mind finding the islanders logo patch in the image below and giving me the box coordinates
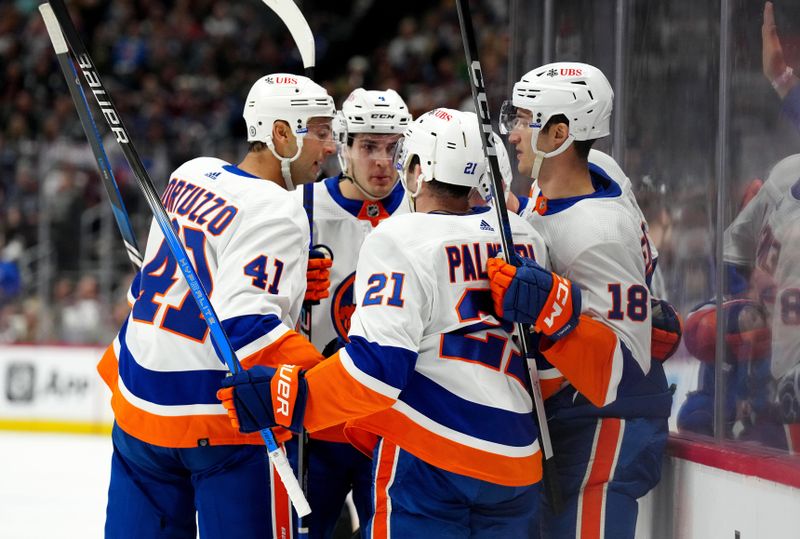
[331,271,356,341]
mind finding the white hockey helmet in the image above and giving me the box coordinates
[475,132,513,202]
[341,88,411,134]
[396,108,485,208]
[243,73,335,190]
[500,62,614,179]
[336,88,411,199]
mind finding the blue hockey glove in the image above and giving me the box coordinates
[217,365,308,434]
[487,255,581,341]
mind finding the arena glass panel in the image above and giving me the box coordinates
[540,0,721,436]
[715,0,800,456]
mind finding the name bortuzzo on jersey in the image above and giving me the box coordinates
[99,157,310,448]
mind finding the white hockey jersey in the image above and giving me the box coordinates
[521,149,658,285]
[728,154,800,378]
[521,162,671,418]
[293,176,407,352]
[302,208,549,486]
[98,157,317,448]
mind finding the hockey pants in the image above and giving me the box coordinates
[105,423,277,539]
[366,438,540,539]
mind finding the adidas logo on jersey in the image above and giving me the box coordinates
[479,220,494,232]
[205,172,221,180]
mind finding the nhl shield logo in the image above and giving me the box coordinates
[331,272,356,341]
[366,203,380,219]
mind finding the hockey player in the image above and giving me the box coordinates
[290,88,411,538]
[722,163,800,455]
[516,148,683,364]
[98,73,335,539]
[218,108,554,537]
[490,63,673,539]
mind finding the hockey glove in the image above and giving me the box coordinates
[651,298,683,362]
[216,365,308,434]
[684,299,771,363]
[304,249,332,305]
[487,256,581,341]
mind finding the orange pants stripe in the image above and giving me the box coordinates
[371,439,400,539]
[576,418,625,539]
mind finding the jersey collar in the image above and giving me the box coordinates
[223,164,259,179]
[534,163,622,216]
[323,175,405,225]
[429,206,492,216]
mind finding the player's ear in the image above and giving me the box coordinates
[272,120,293,143]
[272,120,296,156]
[553,122,570,143]
[405,162,422,193]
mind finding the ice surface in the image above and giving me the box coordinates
[0,431,111,538]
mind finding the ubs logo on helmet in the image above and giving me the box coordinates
[331,272,356,341]
[546,68,583,77]
[265,76,298,85]
[433,109,453,121]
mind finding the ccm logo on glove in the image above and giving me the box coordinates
[541,276,573,330]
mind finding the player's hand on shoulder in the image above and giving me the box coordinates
[304,248,333,305]
[216,364,308,434]
[486,255,581,340]
[651,298,683,362]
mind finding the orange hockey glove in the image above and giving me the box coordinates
[304,249,332,304]
[487,256,581,341]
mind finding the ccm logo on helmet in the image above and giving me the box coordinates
[265,76,298,85]
[371,113,396,119]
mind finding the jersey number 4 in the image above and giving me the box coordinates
[132,224,212,342]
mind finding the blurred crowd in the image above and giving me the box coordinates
[0,0,510,343]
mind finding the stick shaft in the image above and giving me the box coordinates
[45,26,142,269]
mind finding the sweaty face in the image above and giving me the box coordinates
[347,134,402,199]
[290,116,337,185]
[507,107,535,177]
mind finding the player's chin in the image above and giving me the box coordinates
[368,177,394,195]
[307,161,321,180]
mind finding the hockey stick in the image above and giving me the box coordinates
[39,6,142,271]
[455,0,562,511]
[260,2,317,535]
[261,0,315,80]
[39,1,311,518]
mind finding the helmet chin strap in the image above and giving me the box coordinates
[405,172,425,212]
[529,129,576,181]
[266,135,304,191]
